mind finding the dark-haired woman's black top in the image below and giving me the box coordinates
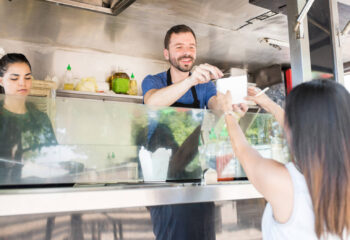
[0,102,57,185]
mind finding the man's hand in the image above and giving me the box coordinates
[187,63,223,86]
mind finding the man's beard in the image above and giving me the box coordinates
[169,54,195,72]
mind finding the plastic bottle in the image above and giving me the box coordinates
[205,128,218,170]
[63,64,74,90]
[198,135,207,171]
[127,73,138,95]
[216,126,235,181]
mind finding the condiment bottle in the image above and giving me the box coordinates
[63,64,74,90]
[127,73,138,95]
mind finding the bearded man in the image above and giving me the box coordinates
[142,24,223,109]
[142,25,221,240]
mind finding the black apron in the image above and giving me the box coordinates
[150,71,215,240]
[167,69,200,109]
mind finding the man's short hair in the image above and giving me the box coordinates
[164,24,196,49]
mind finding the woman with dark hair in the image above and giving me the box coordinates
[0,53,57,185]
[218,79,350,239]
[0,53,32,95]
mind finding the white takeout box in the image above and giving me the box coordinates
[139,147,172,181]
[216,75,248,104]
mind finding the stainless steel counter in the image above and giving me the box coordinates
[0,182,261,216]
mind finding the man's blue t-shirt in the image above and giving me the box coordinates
[142,71,217,109]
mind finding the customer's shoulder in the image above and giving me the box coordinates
[285,162,302,177]
[285,162,309,192]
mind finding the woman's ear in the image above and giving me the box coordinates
[0,77,3,86]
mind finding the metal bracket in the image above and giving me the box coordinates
[337,28,342,48]
[308,16,330,35]
[341,21,350,36]
[296,19,304,39]
[294,0,315,39]
[111,0,136,16]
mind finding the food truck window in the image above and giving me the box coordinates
[307,0,336,77]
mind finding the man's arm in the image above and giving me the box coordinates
[144,64,223,106]
[144,77,193,106]
[207,95,221,110]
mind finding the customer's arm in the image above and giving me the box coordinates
[218,92,293,223]
[246,87,285,128]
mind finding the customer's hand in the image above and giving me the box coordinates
[245,87,275,113]
[188,63,223,86]
[217,91,248,117]
[217,91,232,113]
[232,103,249,118]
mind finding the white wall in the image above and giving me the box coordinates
[0,38,169,95]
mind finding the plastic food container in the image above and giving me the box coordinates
[112,78,130,94]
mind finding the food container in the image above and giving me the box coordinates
[112,77,130,94]
[216,141,235,181]
[216,75,247,104]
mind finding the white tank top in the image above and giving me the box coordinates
[261,162,349,240]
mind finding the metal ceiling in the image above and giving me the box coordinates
[0,0,349,71]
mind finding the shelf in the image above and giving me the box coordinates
[56,90,143,103]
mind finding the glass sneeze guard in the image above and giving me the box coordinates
[0,94,289,187]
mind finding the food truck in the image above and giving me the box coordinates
[0,0,349,239]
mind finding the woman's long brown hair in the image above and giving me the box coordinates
[285,79,350,239]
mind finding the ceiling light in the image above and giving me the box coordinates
[259,38,289,49]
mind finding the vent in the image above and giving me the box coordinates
[44,0,136,15]
[249,0,287,14]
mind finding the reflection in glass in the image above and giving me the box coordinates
[0,95,57,185]
[0,95,289,186]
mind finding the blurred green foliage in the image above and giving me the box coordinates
[158,110,199,146]
[246,114,273,145]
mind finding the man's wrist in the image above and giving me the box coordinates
[185,76,195,87]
